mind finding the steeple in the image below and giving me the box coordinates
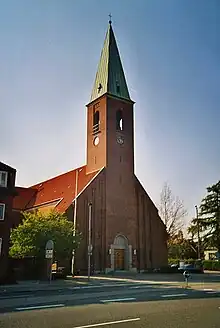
[90,21,131,103]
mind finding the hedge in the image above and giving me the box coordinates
[203,260,220,271]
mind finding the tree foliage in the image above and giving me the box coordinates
[196,181,220,252]
[168,230,197,259]
[159,182,187,240]
[9,210,81,260]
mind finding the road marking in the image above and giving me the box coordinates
[203,289,213,291]
[16,304,65,311]
[100,297,136,303]
[69,283,141,290]
[207,291,217,294]
[73,317,140,328]
[129,285,151,289]
[161,293,187,298]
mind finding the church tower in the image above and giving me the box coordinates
[86,20,138,271]
[86,20,135,176]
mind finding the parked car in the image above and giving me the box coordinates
[178,263,204,274]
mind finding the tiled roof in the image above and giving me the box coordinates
[13,166,101,213]
[13,187,37,210]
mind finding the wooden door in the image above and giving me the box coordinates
[114,249,125,270]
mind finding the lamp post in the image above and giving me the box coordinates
[88,202,92,281]
[71,168,82,276]
[195,205,201,259]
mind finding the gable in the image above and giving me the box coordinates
[0,162,16,173]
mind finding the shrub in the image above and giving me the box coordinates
[203,260,220,271]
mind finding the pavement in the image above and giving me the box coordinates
[1,271,219,293]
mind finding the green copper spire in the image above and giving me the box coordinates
[90,21,130,102]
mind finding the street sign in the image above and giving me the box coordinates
[88,244,93,255]
[45,249,53,259]
[45,240,54,283]
[45,240,54,250]
[45,240,54,258]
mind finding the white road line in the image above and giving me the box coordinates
[203,289,213,291]
[129,285,151,289]
[161,293,187,298]
[207,291,217,294]
[98,283,134,288]
[16,304,65,311]
[69,283,142,290]
[100,297,136,303]
[73,317,140,328]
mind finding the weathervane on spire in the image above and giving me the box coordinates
[109,13,112,25]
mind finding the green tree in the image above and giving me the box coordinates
[198,181,220,252]
[9,210,81,260]
[168,230,197,259]
[189,181,220,254]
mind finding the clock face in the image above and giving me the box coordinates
[116,136,124,145]
[94,136,100,146]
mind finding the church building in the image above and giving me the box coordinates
[13,21,168,273]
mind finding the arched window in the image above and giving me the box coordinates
[116,109,123,131]
[93,111,100,134]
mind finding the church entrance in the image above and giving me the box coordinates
[114,249,125,270]
[112,234,129,271]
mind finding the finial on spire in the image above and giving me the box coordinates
[109,13,112,25]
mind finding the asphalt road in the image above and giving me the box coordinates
[0,298,220,328]
[0,279,220,314]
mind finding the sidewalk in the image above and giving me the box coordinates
[1,271,219,295]
[0,277,93,294]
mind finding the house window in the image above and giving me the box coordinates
[0,204,5,220]
[93,110,100,134]
[116,109,123,131]
[0,238,2,256]
[0,171,8,187]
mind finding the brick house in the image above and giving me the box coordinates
[0,162,17,282]
[13,21,168,274]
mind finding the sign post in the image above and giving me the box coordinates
[45,240,54,283]
[88,202,92,282]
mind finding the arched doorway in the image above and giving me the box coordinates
[113,234,129,270]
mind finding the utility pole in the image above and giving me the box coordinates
[88,202,92,282]
[195,205,201,259]
[71,168,81,276]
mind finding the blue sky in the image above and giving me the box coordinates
[1,0,219,226]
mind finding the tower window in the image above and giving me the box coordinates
[116,109,123,131]
[93,110,100,134]
[98,83,102,93]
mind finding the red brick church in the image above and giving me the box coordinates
[13,21,168,273]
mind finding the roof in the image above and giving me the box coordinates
[90,22,130,103]
[0,161,16,172]
[13,166,101,212]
